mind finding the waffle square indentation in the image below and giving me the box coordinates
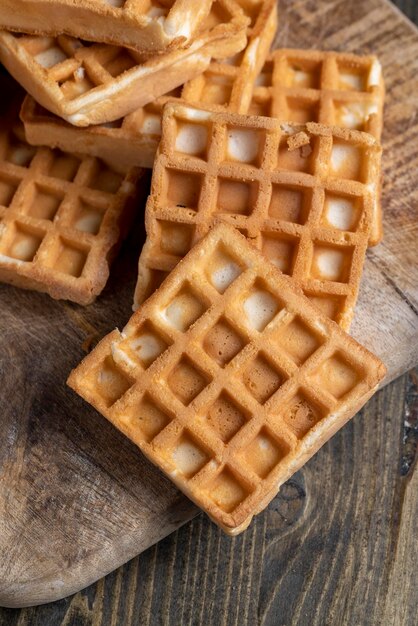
[48,153,81,181]
[5,134,35,167]
[95,356,133,408]
[123,393,173,442]
[242,352,286,404]
[242,282,282,332]
[286,97,319,124]
[60,69,96,101]
[310,243,353,283]
[203,317,246,367]
[49,237,88,277]
[332,101,374,131]
[28,185,64,221]
[274,316,323,366]
[119,321,170,369]
[0,176,19,207]
[71,198,105,234]
[205,245,243,294]
[305,293,346,324]
[165,169,203,211]
[248,96,272,117]
[277,135,315,173]
[2,223,44,262]
[268,184,311,224]
[162,283,208,332]
[279,389,325,438]
[88,166,124,193]
[336,62,367,92]
[310,352,361,400]
[157,221,195,256]
[286,58,322,89]
[167,355,211,405]
[208,468,250,513]
[255,60,273,87]
[322,193,362,232]
[171,432,210,478]
[105,49,137,78]
[140,111,161,135]
[201,74,234,106]
[204,391,250,443]
[175,122,209,159]
[330,141,364,182]
[261,233,299,275]
[216,177,258,216]
[34,42,68,68]
[224,127,264,165]
[239,428,289,478]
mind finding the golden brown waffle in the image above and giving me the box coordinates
[20,0,278,171]
[134,103,382,330]
[0,0,249,126]
[0,0,213,54]
[68,223,386,535]
[0,96,145,305]
[181,0,278,114]
[249,49,385,244]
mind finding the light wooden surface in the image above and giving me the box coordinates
[0,0,417,620]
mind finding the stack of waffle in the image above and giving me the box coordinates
[0,1,388,534]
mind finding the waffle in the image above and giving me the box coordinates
[20,0,278,171]
[249,49,385,245]
[0,0,249,127]
[181,0,278,115]
[134,103,382,330]
[68,223,386,534]
[0,0,213,54]
[0,95,145,305]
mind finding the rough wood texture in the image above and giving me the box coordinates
[0,0,417,619]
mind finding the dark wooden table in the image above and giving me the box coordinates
[1,1,417,624]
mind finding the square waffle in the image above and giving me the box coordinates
[134,103,382,330]
[249,49,385,244]
[0,0,249,126]
[20,0,278,171]
[68,223,386,535]
[0,94,145,305]
[0,0,213,54]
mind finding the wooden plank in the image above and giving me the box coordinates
[0,0,417,610]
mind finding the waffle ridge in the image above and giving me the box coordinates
[134,102,382,329]
[0,0,214,54]
[0,0,250,126]
[0,96,145,305]
[68,223,386,534]
[20,0,278,170]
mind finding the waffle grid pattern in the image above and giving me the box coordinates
[68,224,386,533]
[248,49,385,245]
[20,0,278,169]
[0,0,249,125]
[134,104,381,329]
[250,49,384,138]
[0,114,142,304]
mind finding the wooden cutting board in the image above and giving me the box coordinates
[0,0,417,609]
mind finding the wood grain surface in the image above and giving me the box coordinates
[0,0,417,622]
